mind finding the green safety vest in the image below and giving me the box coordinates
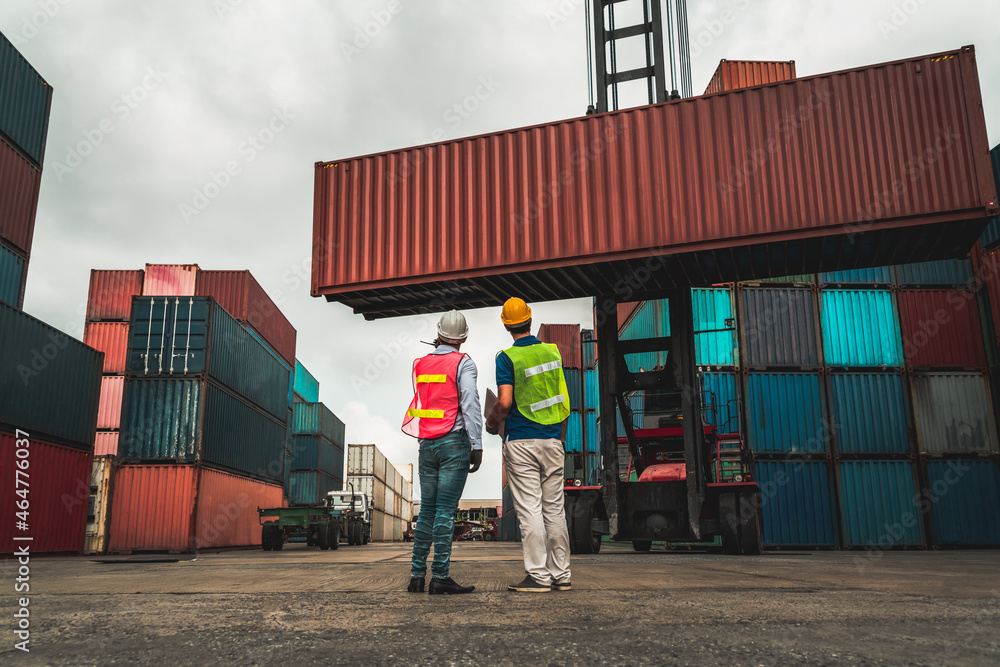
[504,343,571,425]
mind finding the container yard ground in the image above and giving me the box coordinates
[3,544,998,666]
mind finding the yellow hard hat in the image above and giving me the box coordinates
[501,297,531,326]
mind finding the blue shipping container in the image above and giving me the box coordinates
[745,373,826,454]
[895,259,974,287]
[565,369,582,410]
[127,296,290,421]
[581,330,596,368]
[702,372,740,433]
[821,290,904,367]
[565,411,582,452]
[755,460,836,546]
[838,461,922,547]
[586,411,598,453]
[620,299,669,372]
[584,369,598,412]
[819,266,896,286]
[290,435,345,477]
[927,460,1000,545]
[294,359,320,403]
[692,288,737,366]
[288,470,344,506]
[740,288,819,367]
[292,402,346,447]
[830,373,910,454]
[0,32,52,167]
[979,144,1000,252]
[0,241,25,308]
[246,326,294,409]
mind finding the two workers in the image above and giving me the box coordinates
[402,298,572,594]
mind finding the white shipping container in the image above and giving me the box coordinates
[84,456,115,555]
[385,488,396,517]
[348,444,375,477]
[401,479,411,504]
[393,519,403,542]
[384,512,395,542]
[371,509,388,541]
[394,494,402,519]
[394,463,413,484]
[347,474,390,515]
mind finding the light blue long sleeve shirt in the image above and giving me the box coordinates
[428,344,483,450]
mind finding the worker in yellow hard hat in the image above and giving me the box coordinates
[485,298,572,593]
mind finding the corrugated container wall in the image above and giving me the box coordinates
[740,288,819,367]
[818,266,895,286]
[142,263,198,296]
[702,372,740,433]
[290,435,345,477]
[84,456,113,555]
[195,270,297,367]
[895,259,974,287]
[84,322,129,374]
[978,143,1000,251]
[0,303,103,448]
[926,460,1000,545]
[745,373,826,454]
[693,288,737,366]
[94,431,118,456]
[754,460,836,547]
[348,444,389,481]
[910,373,998,453]
[703,59,796,95]
[829,373,910,454]
[293,360,320,402]
[821,290,903,367]
[565,369,582,408]
[897,290,985,368]
[1,432,90,554]
[312,48,996,318]
[97,375,125,429]
[288,470,343,506]
[86,269,144,321]
[0,136,42,255]
[838,461,922,547]
[0,240,26,308]
[292,402,346,446]
[620,300,670,371]
[0,32,52,167]
[536,323,582,368]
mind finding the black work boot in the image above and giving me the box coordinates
[407,577,425,593]
[428,577,475,595]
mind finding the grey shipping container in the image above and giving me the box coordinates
[0,32,52,167]
[126,296,290,421]
[292,402,345,447]
[0,301,103,448]
[118,378,287,484]
[290,434,345,477]
[910,372,999,453]
[0,240,26,309]
[740,288,819,367]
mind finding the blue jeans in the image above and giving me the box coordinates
[410,430,470,580]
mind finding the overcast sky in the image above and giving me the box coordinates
[3,0,998,501]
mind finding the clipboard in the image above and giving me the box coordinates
[485,388,505,439]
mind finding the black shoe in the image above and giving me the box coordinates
[407,577,425,593]
[428,577,475,595]
[507,576,551,593]
[552,579,572,591]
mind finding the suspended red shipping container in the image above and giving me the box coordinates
[97,375,125,429]
[1,430,90,554]
[537,323,582,368]
[108,464,283,552]
[703,59,797,95]
[94,431,119,456]
[312,47,996,320]
[83,322,129,373]
[195,270,297,367]
[0,135,41,257]
[142,264,199,297]
[898,289,986,368]
[86,269,144,321]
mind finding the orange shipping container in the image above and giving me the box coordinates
[84,322,129,374]
[97,376,125,429]
[703,59,796,95]
[94,431,119,456]
[142,264,199,297]
[86,270,144,321]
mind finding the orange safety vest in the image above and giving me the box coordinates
[401,351,465,439]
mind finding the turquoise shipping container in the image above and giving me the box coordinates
[565,411,582,452]
[692,288,737,366]
[701,372,740,433]
[830,373,910,454]
[127,296,290,421]
[118,378,287,484]
[290,435,345,477]
[979,144,1000,252]
[0,240,25,309]
[565,369,582,410]
[581,329,596,368]
[584,369,598,412]
[744,274,816,285]
[820,290,904,367]
[0,32,52,167]
[740,288,819,367]
[895,259,974,287]
[838,461,922,547]
[926,460,1000,545]
[745,372,826,454]
[245,326,294,409]
[294,359,320,403]
[585,411,598,453]
[755,460,837,546]
[292,402,346,448]
[288,470,344,506]
[620,299,670,372]
[818,266,896,286]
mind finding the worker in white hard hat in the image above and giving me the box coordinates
[401,310,483,595]
[485,297,572,593]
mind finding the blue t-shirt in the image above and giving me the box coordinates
[496,336,564,441]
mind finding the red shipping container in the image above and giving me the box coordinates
[537,323,582,369]
[108,464,284,552]
[94,431,119,456]
[195,270,297,366]
[898,290,986,369]
[84,322,129,373]
[312,47,996,319]
[86,270,144,321]
[703,59,796,95]
[97,376,125,429]
[1,430,91,554]
[142,264,199,297]
[0,135,42,257]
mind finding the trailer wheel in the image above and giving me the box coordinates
[738,492,762,556]
[347,521,356,546]
[571,495,601,554]
[261,522,279,551]
[329,521,340,550]
[719,492,740,555]
[273,529,284,551]
[318,521,331,550]
[632,540,652,552]
[362,526,369,545]
[564,496,578,554]
[353,521,364,546]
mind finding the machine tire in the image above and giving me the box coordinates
[347,521,357,546]
[273,530,284,551]
[719,492,740,555]
[483,532,494,542]
[632,540,652,552]
[329,520,340,550]
[317,521,331,550]
[261,522,278,551]
[564,495,578,554]
[571,495,601,554]
[738,492,762,556]
[354,521,364,546]
[361,524,369,545]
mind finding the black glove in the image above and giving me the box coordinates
[469,449,483,473]
[485,421,499,436]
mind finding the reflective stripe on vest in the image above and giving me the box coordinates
[401,351,465,439]
[504,342,571,425]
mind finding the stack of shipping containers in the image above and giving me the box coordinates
[393,463,413,526]
[288,402,346,505]
[347,443,412,541]
[1,32,106,555]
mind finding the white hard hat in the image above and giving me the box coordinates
[437,310,469,342]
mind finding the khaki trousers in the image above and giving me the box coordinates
[503,437,571,585]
